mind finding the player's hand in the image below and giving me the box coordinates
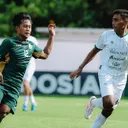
[70,67,82,80]
[48,24,56,37]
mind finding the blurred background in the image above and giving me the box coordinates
[1,0,128,96]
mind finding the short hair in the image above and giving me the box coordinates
[12,12,32,26]
[113,9,128,19]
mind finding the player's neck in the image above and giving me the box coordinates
[116,28,128,37]
[16,35,28,41]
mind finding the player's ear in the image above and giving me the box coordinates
[15,26,19,31]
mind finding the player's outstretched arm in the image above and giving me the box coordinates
[40,24,56,59]
[70,47,100,80]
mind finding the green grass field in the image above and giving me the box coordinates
[0,95,128,128]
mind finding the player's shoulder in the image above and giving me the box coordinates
[100,29,115,40]
[28,36,38,45]
[102,29,114,36]
[2,36,16,44]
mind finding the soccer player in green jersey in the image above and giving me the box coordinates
[0,12,56,122]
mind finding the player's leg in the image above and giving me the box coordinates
[23,61,36,111]
[88,82,124,112]
[29,89,37,111]
[85,96,103,117]
[91,74,126,128]
[84,73,109,119]
[0,92,18,123]
[23,80,30,111]
[90,74,114,128]
[102,95,114,117]
[91,88,124,128]
[91,97,103,108]
[84,95,104,119]
[84,82,104,119]
[91,97,114,128]
[0,88,6,122]
[85,95,114,128]
[0,104,10,122]
[23,80,36,111]
[84,96,97,119]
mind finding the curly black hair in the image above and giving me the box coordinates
[12,12,32,26]
[113,9,128,20]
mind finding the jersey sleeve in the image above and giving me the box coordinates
[32,45,42,58]
[95,31,107,50]
[0,39,11,61]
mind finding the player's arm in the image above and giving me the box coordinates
[70,47,100,79]
[41,23,55,58]
[0,39,11,61]
[33,24,56,59]
[79,46,100,69]
[0,39,11,83]
[70,31,106,80]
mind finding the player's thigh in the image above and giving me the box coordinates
[113,84,125,108]
[0,104,11,115]
[23,63,35,82]
[102,95,115,109]
[98,74,114,97]
[23,80,32,92]
[1,93,18,114]
[113,75,126,106]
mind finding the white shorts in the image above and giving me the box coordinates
[98,73,127,102]
[23,59,36,82]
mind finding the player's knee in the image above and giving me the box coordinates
[103,101,114,110]
[103,101,114,118]
[102,96,115,118]
[103,96,114,110]
[102,108,114,118]
[23,80,29,87]
[0,104,10,119]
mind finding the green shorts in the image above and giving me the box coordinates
[0,85,19,114]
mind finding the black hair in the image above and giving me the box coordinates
[12,12,32,26]
[113,9,128,20]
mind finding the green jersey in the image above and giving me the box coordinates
[0,36,42,94]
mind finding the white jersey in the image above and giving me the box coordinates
[27,36,38,64]
[96,29,128,76]
[23,36,38,81]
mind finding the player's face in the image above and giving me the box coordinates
[112,14,127,33]
[16,19,32,40]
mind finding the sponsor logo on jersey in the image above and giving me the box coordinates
[16,44,22,47]
[110,41,114,44]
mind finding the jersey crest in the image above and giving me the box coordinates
[29,44,32,49]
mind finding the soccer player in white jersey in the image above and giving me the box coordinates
[70,9,128,128]
[23,36,38,111]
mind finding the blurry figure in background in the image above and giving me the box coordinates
[23,36,38,111]
[70,9,128,128]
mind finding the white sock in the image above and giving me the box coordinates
[30,95,36,105]
[92,98,103,109]
[91,113,107,128]
[24,96,29,106]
